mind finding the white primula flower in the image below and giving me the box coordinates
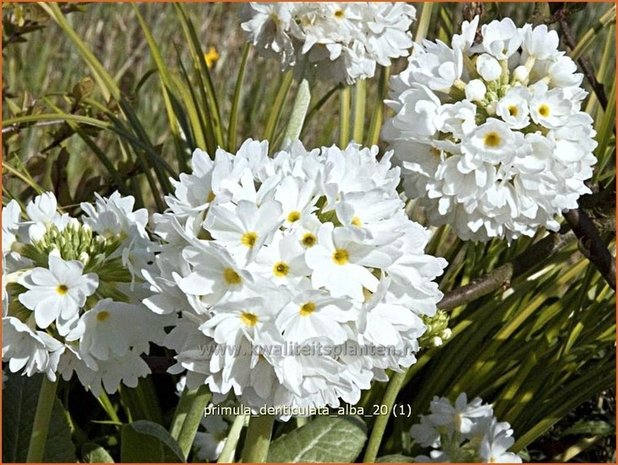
[3,317,64,381]
[384,15,597,242]
[146,139,446,413]
[193,415,229,461]
[240,3,416,83]
[24,192,75,242]
[411,393,522,463]
[18,255,99,334]
[3,192,169,395]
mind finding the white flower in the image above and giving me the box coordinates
[384,15,597,242]
[68,299,164,361]
[476,54,502,81]
[478,418,522,463]
[411,393,522,463]
[146,139,446,412]
[18,255,99,334]
[205,200,283,263]
[522,24,559,61]
[276,286,354,344]
[305,223,393,301]
[240,3,298,68]
[428,393,493,435]
[240,3,416,84]
[405,41,463,92]
[2,317,64,381]
[193,415,229,461]
[477,17,522,59]
[2,200,21,255]
[3,192,168,395]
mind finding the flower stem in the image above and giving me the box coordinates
[217,414,248,463]
[283,76,312,144]
[366,67,390,145]
[352,78,366,142]
[414,3,434,43]
[26,377,58,462]
[240,414,275,463]
[362,371,407,463]
[171,385,212,460]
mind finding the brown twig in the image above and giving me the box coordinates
[438,230,576,310]
[563,208,616,290]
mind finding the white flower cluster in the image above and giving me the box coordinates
[241,3,416,84]
[146,139,447,412]
[2,192,170,395]
[410,393,522,463]
[383,16,597,241]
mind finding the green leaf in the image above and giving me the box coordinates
[267,416,367,463]
[120,420,185,463]
[562,420,615,437]
[2,373,76,462]
[377,454,416,462]
[82,443,115,463]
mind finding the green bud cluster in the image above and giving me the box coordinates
[16,223,123,268]
[420,310,451,348]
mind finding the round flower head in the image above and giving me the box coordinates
[410,393,522,463]
[2,192,170,395]
[147,139,447,413]
[383,16,597,242]
[241,3,416,84]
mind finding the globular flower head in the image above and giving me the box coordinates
[383,16,596,242]
[241,3,416,84]
[147,139,447,413]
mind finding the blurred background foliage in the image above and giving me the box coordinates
[2,2,616,463]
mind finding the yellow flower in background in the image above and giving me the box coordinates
[204,46,220,68]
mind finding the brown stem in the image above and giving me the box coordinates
[563,208,616,290]
[438,230,576,310]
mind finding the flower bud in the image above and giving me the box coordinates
[512,65,529,83]
[465,79,487,102]
[476,54,502,81]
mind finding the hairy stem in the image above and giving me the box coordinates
[26,377,58,462]
[362,371,406,463]
[217,414,248,463]
[240,414,275,463]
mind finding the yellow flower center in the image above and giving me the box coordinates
[332,248,349,265]
[508,105,518,116]
[301,232,317,248]
[240,311,259,327]
[334,9,345,18]
[273,261,290,277]
[241,231,258,248]
[483,131,502,148]
[223,267,242,285]
[299,301,316,316]
[96,311,110,322]
[538,103,550,117]
[56,284,69,295]
[351,216,362,227]
[287,210,301,223]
